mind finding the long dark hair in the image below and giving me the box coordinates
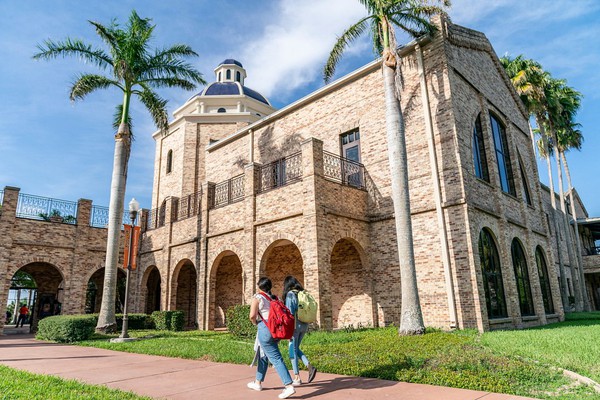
[258,277,275,299]
[282,275,304,301]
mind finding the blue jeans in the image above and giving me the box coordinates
[289,322,309,375]
[256,322,292,385]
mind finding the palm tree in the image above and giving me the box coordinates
[34,10,205,332]
[500,56,570,311]
[324,0,449,335]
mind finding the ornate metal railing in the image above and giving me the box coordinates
[323,151,366,190]
[16,193,78,224]
[258,152,302,193]
[145,202,167,231]
[208,175,245,209]
[173,191,202,221]
[89,205,129,228]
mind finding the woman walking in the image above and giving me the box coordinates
[248,277,296,399]
[283,275,317,386]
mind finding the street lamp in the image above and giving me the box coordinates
[119,197,140,340]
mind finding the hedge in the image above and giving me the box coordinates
[151,311,184,331]
[36,315,97,343]
[116,313,155,330]
[226,304,255,338]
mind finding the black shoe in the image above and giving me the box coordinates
[308,365,317,383]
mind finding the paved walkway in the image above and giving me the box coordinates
[0,334,535,399]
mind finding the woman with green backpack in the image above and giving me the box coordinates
[282,275,317,386]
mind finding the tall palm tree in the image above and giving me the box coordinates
[34,10,205,332]
[324,0,450,335]
[500,56,570,310]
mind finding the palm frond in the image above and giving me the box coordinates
[323,17,371,83]
[137,86,169,133]
[139,58,206,86]
[33,38,113,70]
[113,104,134,139]
[88,20,119,53]
[70,74,121,101]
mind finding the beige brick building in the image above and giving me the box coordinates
[3,17,599,335]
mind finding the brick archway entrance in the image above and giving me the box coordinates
[209,251,242,329]
[261,240,304,298]
[173,261,197,328]
[143,266,161,314]
[85,268,126,314]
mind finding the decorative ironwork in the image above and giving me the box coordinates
[258,152,302,193]
[90,205,129,228]
[323,151,366,190]
[145,208,159,231]
[16,193,78,224]
[158,201,166,227]
[208,175,245,209]
[173,191,202,221]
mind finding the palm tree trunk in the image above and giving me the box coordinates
[382,62,424,335]
[539,121,569,311]
[553,131,582,312]
[561,151,590,311]
[96,125,130,333]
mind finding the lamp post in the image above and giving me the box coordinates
[119,197,140,340]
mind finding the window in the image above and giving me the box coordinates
[226,69,231,80]
[518,154,532,205]
[472,114,489,181]
[235,71,241,82]
[340,129,361,162]
[490,114,515,195]
[479,228,508,319]
[218,71,221,81]
[217,108,226,113]
[535,246,554,314]
[511,239,535,316]
[166,150,173,174]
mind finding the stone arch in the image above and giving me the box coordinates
[209,251,243,329]
[171,259,197,328]
[330,238,373,329]
[141,265,162,314]
[259,239,304,298]
[84,267,127,314]
[257,232,305,272]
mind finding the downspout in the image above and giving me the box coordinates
[416,45,458,329]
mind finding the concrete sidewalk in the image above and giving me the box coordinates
[0,335,535,399]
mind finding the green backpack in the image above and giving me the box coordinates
[295,290,318,323]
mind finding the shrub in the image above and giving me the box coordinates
[151,311,184,331]
[226,304,255,338]
[36,315,97,343]
[116,313,154,330]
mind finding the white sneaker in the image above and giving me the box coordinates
[247,381,262,391]
[278,385,296,399]
[292,378,302,386]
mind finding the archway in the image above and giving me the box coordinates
[210,252,243,329]
[330,238,373,329]
[10,262,64,330]
[143,266,162,314]
[173,260,198,328]
[261,240,304,298]
[85,268,126,314]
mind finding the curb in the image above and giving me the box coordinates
[562,369,600,393]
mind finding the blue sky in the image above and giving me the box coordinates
[0,0,599,216]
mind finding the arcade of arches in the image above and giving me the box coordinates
[210,252,242,329]
[173,260,198,328]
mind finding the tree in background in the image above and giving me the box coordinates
[34,10,205,332]
[324,0,450,335]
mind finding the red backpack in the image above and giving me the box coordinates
[258,292,295,340]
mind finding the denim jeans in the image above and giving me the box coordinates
[288,321,309,375]
[256,322,292,385]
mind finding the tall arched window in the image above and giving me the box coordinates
[511,238,535,316]
[518,153,532,205]
[166,150,173,174]
[226,69,231,80]
[535,246,554,314]
[235,71,241,82]
[490,113,515,195]
[479,228,508,319]
[472,114,489,181]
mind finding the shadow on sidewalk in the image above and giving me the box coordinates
[292,375,397,398]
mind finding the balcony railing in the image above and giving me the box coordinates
[16,193,78,224]
[173,191,202,221]
[323,151,366,190]
[585,246,600,256]
[89,205,130,228]
[208,175,245,209]
[258,152,302,193]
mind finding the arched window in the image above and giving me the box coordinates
[218,71,221,81]
[472,114,489,181]
[166,150,173,174]
[511,239,535,316]
[235,71,241,82]
[490,113,515,195]
[479,228,508,319]
[535,246,554,314]
[217,107,226,113]
[518,153,532,205]
[226,69,231,80]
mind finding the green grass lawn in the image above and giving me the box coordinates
[0,364,150,400]
[74,316,600,400]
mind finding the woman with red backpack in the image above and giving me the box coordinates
[247,277,296,399]
[283,276,317,386]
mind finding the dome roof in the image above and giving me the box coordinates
[219,59,243,67]
[198,82,270,105]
